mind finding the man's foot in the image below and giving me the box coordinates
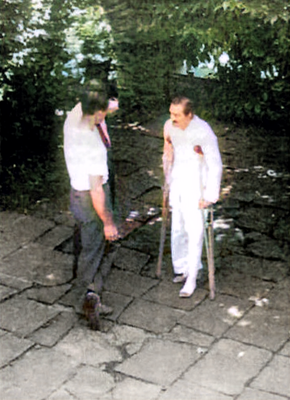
[82,292,101,330]
[98,303,114,316]
[172,273,187,284]
[179,277,196,298]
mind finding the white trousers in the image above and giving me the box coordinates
[171,194,205,279]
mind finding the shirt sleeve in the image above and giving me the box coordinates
[200,123,223,203]
[162,119,174,184]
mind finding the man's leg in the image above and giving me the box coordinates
[179,206,204,297]
[70,188,108,329]
[77,219,106,289]
[171,200,189,280]
[72,222,81,279]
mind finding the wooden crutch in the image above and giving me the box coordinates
[156,181,169,278]
[203,206,215,300]
[195,145,216,300]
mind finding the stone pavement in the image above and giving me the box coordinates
[0,116,290,400]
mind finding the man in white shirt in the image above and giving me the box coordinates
[162,96,222,298]
[64,90,119,330]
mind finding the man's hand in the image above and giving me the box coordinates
[89,175,119,241]
[199,199,212,209]
[104,222,119,241]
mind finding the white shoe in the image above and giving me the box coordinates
[172,273,187,284]
[179,277,196,298]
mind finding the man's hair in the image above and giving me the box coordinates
[171,96,194,116]
[81,90,108,115]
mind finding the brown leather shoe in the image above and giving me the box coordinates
[82,292,101,330]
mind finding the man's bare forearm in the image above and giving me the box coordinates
[89,175,119,241]
[90,186,114,226]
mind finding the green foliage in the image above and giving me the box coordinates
[205,0,290,127]
[102,0,289,127]
[71,5,116,89]
[0,0,75,209]
[101,0,195,120]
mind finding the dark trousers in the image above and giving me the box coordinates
[70,187,107,292]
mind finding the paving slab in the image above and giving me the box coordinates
[105,324,155,356]
[0,332,34,368]
[267,277,290,311]
[120,222,162,256]
[0,243,74,286]
[62,365,115,400]
[0,213,55,251]
[225,306,290,351]
[115,338,201,386]
[0,239,20,259]
[118,298,185,334]
[250,354,290,398]
[110,377,161,400]
[0,347,79,400]
[163,324,215,348]
[104,268,157,297]
[216,270,274,299]
[236,387,288,400]
[143,280,208,311]
[27,311,77,347]
[179,294,251,337]
[222,255,288,282]
[47,388,76,400]
[0,272,32,290]
[261,260,289,283]
[101,291,133,322]
[0,294,59,336]
[114,159,140,177]
[141,253,172,279]
[246,237,286,261]
[279,341,290,357]
[222,255,262,272]
[35,225,73,249]
[182,338,272,396]
[158,379,233,400]
[117,167,159,200]
[113,246,150,273]
[133,187,162,211]
[235,207,278,235]
[0,284,17,301]
[0,328,6,337]
[112,131,162,169]
[54,326,122,365]
[26,283,72,304]
[0,211,23,229]
[57,283,84,312]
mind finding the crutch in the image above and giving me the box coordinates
[195,145,216,300]
[202,206,215,300]
[156,181,169,277]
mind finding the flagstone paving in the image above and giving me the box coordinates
[0,116,289,399]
